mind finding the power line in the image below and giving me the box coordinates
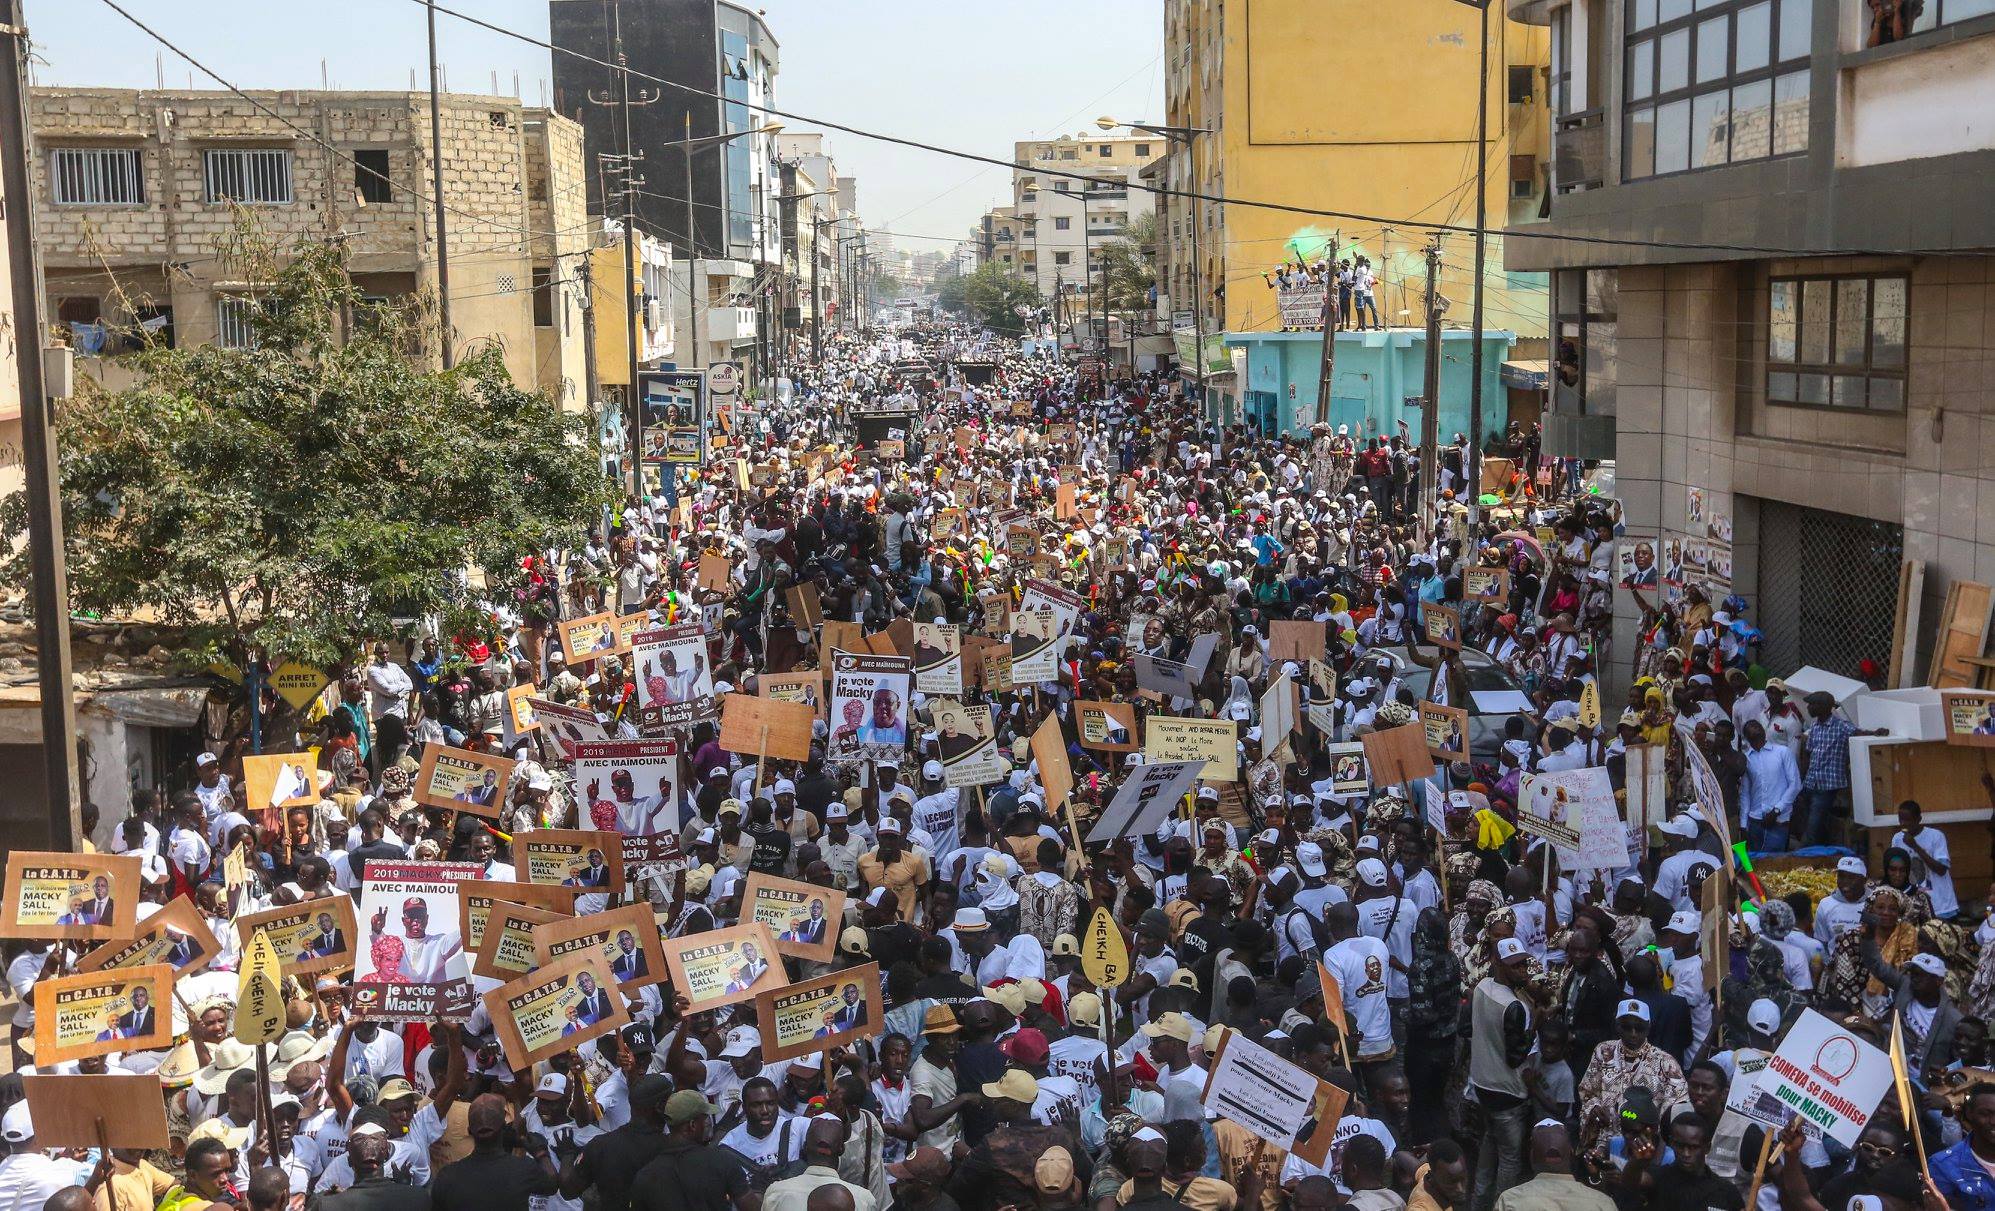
[410,0,1976,261]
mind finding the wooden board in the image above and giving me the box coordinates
[485,950,628,1072]
[532,902,669,992]
[22,1073,169,1149]
[1930,579,1993,689]
[720,693,816,763]
[75,895,220,975]
[3,852,143,942]
[1362,722,1437,788]
[698,552,733,593]
[1890,558,1925,689]
[413,745,515,819]
[756,964,885,1062]
[1267,620,1326,664]
[473,900,566,981]
[1031,712,1074,811]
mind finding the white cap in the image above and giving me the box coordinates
[0,1103,30,1143]
[790,1050,824,1071]
[877,817,903,835]
[772,779,797,797]
[1616,998,1650,1023]
[1196,786,1220,802]
[864,887,891,908]
[1837,855,1868,876]
[1656,814,1699,839]
[826,804,849,822]
[1354,834,1381,853]
[1296,842,1326,877]
[1494,937,1528,962]
[1227,701,1251,721]
[1665,910,1702,935]
[708,767,729,779]
[1355,858,1388,887]
[195,752,219,768]
[1908,953,1947,978]
[1747,998,1782,1035]
[721,1026,760,1059]
[536,1072,569,1097]
[527,772,553,792]
[351,1122,389,1139]
[696,828,717,846]
[1258,828,1282,847]
[922,760,944,781]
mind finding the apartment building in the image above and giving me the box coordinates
[1010,134,1160,302]
[1508,0,1995,685]
[32,88,589,408]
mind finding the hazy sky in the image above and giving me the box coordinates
[31,0,1165,252]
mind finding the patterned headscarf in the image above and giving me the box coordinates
[1466,879,1503,909]
[380,766,412,796]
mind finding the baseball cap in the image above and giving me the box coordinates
[1004,1028,1051,1066]
[1,1103,30,1143]
[1656,814,1699,839]
[1296,842,1326,877]
[195,752,218,769]
[1035,1147,1077,1196]
[981,1069,1040,1102]
[1167,968,1200,991]
[1067,991,1103,1028]
[772,779,796,796]
[1495,937,1528,963]
[1051,933,1080,957]
[535,1073,569,1098]
[1837,855,1868,876]
[1140,1012,1196,1043]
[721,1026,761,1059]
[1665,910,1701,936]
[1908,953,1947,978]
[839,926,871,956]
[877,817,904,835]
[665,1089,720,1125]
[621,1023,654,1050]
[717,799,744,818]
[1355,858,1388,888]
[887,1146,951,1186]
[631,1074,675,1110]
[378,1077,419,1103]
[1620,1088,1660,1127]
[826,804,849,822]
[922,760,944,781]
[1616,998,1650,1023]
[1747,998,1782,1035]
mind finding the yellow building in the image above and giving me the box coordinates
[1160,0,1551,400]
[587,229,676,401]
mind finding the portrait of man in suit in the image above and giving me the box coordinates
[610,930,648,981]
[724,943,769,995]
[829,982,867,1031]
[573,971,614,1025]
[780,899,829,947]
[117,986,155,1039]
[309,911,346,959]
[564,849,610,888]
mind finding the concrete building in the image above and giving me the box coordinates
[977,205,1022,274]
[1226,328,1518,439]
[1010,134,1160,302]
[1506,0,1995,685]
[32,88,589,409]
[775,133,864,337]
[551,0,781,376]
[1159,0,1552,423]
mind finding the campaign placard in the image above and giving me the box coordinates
[1267,620,1326,664]
[827,652,914,766]
[514,829,625,892]
[1011,580,1086,684]
[486,950,628,1071]
[1324,743,1369,798]
[353,861,480,1022]
[1422,603,1462,649]
[76,896,220,975]
[1940,690,1995,748]
[662,921,783,1013]
[21,1074,168,1150]
[934,699,1006,788]
[756,964,884,1063]
[3,852,142,941]
[241,753,319,814]
[1200,1026,1346,1168]
[719,693,815,764]
[413,745,515,819]
[759,672,825,720]
[472,899,567,982]
[912,622,964,696]
[1519,767,1629,870]
[1462,566,1511,604]
[1085,760,1207,844]
[34,965,174,1064]
[532,903,668,992]
[1733,1008,1892,1147]
[739,872,846,963]
[1419,702,1469,764]
[632,624,717,730]
[1361,722,1437,788]
[525,698,610,765]
[557,612,618,664]
[1077,701,1139,752]
[1143,717,1237,782]
[573,739,683,875]
[458,881,578,953]
[233,896,358,979]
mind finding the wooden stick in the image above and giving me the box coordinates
[1742,1129,1778,1211]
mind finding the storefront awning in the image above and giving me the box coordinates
[1501,360,1549,391]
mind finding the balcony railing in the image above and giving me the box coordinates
[1553,109,1606,194]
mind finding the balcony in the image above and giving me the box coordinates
[707,305,757,344]
[1553,110,1606,194]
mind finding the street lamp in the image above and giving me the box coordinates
[1449,0,1493,524]
[1098,117,1211,415]
[667,118,783,370]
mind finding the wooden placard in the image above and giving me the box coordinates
[1930,579,1993,689]
[739,873,846,963]
[1055,482,1078,519]
[241,753,319,814]
[1007,523,1041,558]
[663,921,784,1013]
[75,895,221,975]
[22,1073,169,1149]
[1462,566,1511,604]
[513,828,625,891]
[1361,722,1437,788]
[720,693,816,763]
[485,949,628,1072]
[1077,700,1140,752]
[785,582,823,629]
[558,612,618,663]
[505,684,541,735]
[233,896,358,979]
[1143,716,1238,783]
[1419,702,1470,764]
[1423,603,1462,649]
[756,963,885,1063]
[760,671,826,720]
[533,902,668,991]
[1267,620,1327,664]
[3,852,142,941]
[613,613,652,654]
[413,745,516,818]
[698,552,733,593]
[34,964,175,1064]
[1940,690,1995,748]
[459,881,579,953]
[823,621,866,658]
[1031,712,1074,812]
[472,899,568,981]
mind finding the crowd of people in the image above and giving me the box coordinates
[4,323,1988,1211]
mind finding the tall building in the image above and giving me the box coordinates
[775,133,864,336]
[33,87,589,409]
[1009,134,1160,303]
[1507,0,1995,686]
[550,0,781,374]
[1159,0,1551,426]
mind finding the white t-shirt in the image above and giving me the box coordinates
[1353,896,1417,999]
[1279,1114,1397,1195]
[522,1111,601,1211]
[1891,827,1959,918]
[1774,932,1823,991]
[912,789,962,860]
[1046,1034,1107,1110]
[342,1025,406,1082]
[719,1116,805,1188]
[1324,935,1393,1058]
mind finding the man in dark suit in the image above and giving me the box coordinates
[85,875,115,925]
[309,911,347,960]
[830,982,867,1031]
[610,931,647,982]
[117,986,156,1038]
[573,972,614,1025]
[564,850,609,888]
[782,900,828,947]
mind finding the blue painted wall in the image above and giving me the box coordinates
[1225,328,1516,443]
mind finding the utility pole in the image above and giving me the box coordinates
[577,256,602,449]
[1467,0,1492,524]
[1,0,80,848]
[587,0,657,494]
[1420,240,1445,521]
[425,0,454,367]
[810,216,822,358]
[1313,229,1342,427]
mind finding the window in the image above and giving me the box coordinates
[1766,273,1907,411]
[1054,216,1071,231]
[1054,252,1072,266]
[204,148,294,204]
[1054,180,1071,192]
[57,297,101,326]
[1623,0,1809,180]
[1554,269,1618,416]
[1099,145,1113,157]
[1508,65,1536,103]
[50,148,144,205]
[1134,143,1151,156]
[1892,0,1995,45]
[1059,149,1078,160]
[353,149,393,204]
[531,267,555,328]
[216,296,264,349]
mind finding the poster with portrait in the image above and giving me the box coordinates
[934,699,1005,788]
[912,622,964,696]
[472,900,566,982]
[1419,702,1469,764]
[663,921,784,1013]
[760,672,826,720]
[1422,604,1462,650]
[1077,700,1140,752]
[1941,691,1995,748]
[33,965,174,1064]
[532,903,668,992]
[739,873,846,963]
[631,624,717,731]
[76,896,220,975]
[1686,486,1707,529]
[1006,523,1040,558]
[1462,566,1511,604]
[558,612,618,665]
[613,614,652,654]
[639,368,706,467]
[1085,760,1207,844]
[241,753,319,814]
[525,698,610,765]
[1661,537,1686,587]
[515,828,626,892]
[1325,742,1370,797]
[572,739,684,874]
[486,950,629,1072]
[1143,717,1238,782]
[413,746,515,819]
[505,685,541,739]
[352,862,479,1021]
[458,881,578,954]
[1200,1026,1346,1169]
[233,896,358,980]
[1618,538,1660,589]
[827,652,914,766]
[756,963,884,1063]
[3,852,141,942]
[1013,580,1086,683]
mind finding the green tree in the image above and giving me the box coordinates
[2,234,617,672]
[962,263,1043,336]
[1096,212,1158,311]
[934,271,970,316]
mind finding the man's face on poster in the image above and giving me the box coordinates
[871,688,898,728]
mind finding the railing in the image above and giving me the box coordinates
[1553,109,1606,194]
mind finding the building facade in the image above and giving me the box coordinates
[1507,0,1995,685]
[1159,0,1551,425]
[33,88,589,408]
[1009,134,1160,303]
